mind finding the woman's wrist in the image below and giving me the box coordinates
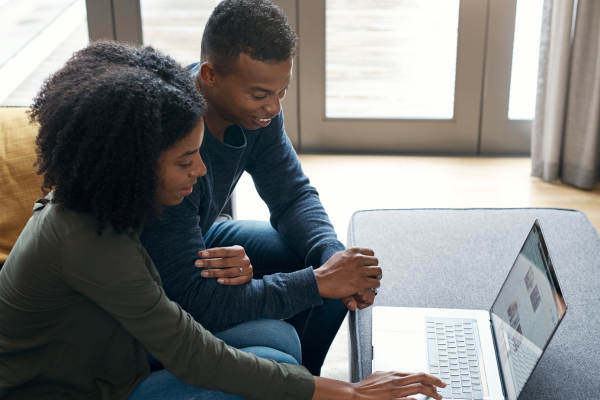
[312,376,355,400]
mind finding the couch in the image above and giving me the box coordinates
[0,106,43,266]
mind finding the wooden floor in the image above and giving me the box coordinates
[237,155,600,240]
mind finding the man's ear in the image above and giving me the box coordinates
[199,62,218,87]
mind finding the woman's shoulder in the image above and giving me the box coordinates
[33,199,137,246]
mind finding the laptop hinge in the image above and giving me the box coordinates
[489,315,508,399]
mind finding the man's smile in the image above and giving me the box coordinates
[251,116,272,128]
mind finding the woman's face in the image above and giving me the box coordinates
[157,121,206,206]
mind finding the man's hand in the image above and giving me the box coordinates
[195,245,253,285]
[341,288,379,312]
[314,248,381,310]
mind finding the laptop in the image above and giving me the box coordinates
[372,220,567,400]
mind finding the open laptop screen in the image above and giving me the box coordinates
[489,220,567,400]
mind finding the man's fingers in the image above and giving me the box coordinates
[366,277,382,289]
[354,254,379,266]
[363,265,382,277]
[341,296,357,311]
[350,247,375,256]
[198,245,244,259]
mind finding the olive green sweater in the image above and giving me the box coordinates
[0,200,314,400]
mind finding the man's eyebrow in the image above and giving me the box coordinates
[177,147,201,158]
[249,80,291,94]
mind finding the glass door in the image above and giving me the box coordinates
[479,0,544,154]
[298,0,488,153]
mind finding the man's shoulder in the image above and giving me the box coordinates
[186,62,200,78]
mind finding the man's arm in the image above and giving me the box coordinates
[141,202,323,332]
[245,111,345,269]
[142,199,379,332]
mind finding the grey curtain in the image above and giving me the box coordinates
[531,0,600,190]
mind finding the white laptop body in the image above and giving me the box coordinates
[372,220,567,400]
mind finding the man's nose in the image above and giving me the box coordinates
[264,94,281,116]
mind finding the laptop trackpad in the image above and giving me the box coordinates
[373,331,430,399]
[373,330,428,374]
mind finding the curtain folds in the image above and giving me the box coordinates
[531,0,600,189]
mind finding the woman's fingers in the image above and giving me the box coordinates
[215,273,253,285]
[195,246,253,285]
[394,371,445,388]
[196,246,250,269]
[198,245,244,259]
[200,264,253,278]
[394,382,442,400]
[392,372,445,399]
[196,256,250,269]
[352,371,446,400]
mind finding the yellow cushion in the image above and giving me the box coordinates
[0,107,42,264]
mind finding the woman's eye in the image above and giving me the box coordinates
[181,161,193,168]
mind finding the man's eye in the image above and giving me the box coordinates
[181,161,193,168]
[252,94,267,100]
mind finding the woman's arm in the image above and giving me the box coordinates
[60,222,444,400]
[61,225,314,400]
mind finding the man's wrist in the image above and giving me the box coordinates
[313,267,326,298]
[318,242,345,267]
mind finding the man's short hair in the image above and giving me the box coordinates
[201,0,298,73]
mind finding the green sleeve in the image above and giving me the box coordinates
[61,225,315,400]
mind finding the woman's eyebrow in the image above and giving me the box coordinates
[178,147,200,158]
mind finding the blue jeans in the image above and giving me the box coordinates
[204,220,348,376]
[131,319,300,399]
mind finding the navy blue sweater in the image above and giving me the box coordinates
[140,64,345,333]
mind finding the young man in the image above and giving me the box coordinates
[141,0,380,376]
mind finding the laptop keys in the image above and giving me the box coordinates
[426,317,487,399]
[453,393,473,399]
[442,387,453,398]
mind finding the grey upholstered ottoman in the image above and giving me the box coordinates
[347,209,600,399]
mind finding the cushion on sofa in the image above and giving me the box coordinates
[0,107,42,264]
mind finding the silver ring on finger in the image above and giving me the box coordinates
[237,267,243,277]
[372,288,378,295]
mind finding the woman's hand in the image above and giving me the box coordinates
[313,371,446,400]
[195,246,253,285]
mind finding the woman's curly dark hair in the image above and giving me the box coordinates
[30,41,207,233]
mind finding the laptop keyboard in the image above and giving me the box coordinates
[425,318,484,399]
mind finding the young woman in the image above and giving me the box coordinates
[0,42,445,400]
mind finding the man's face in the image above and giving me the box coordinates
[207,53,292,130]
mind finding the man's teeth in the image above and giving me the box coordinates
[257,118,270,122]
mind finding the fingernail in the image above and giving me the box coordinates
[201,271,208,277]
[346,302,353,308]
[201,251,209,257]
[195,261,204,267]
[217,279,224,284]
